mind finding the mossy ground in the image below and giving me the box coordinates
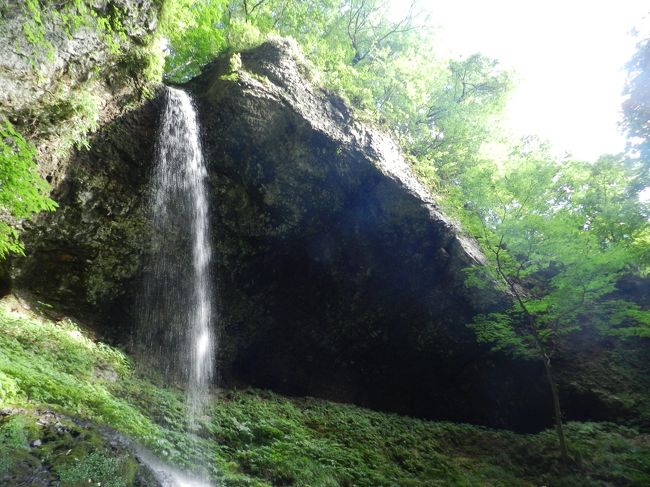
[0,409,149,486]
[1,296,649,486]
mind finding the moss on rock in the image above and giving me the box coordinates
[1,298,649,485]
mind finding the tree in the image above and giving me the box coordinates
[411,55,511,180]
[342,0,419,65]
[159,0,231,81]
[462,141,649,461]
[622,33,650,185]
[0,119,57,257]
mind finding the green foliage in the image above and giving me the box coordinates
[159,0,230,81]
[0,302,163,445]
[609,302,650,337]
[470,312,535,357]
[1,298,649,485]
[411,54,511,170]
[0,371,20,403]
[453,139,649,460]
[458,140,649,355]
[56,451,131,487]
[0,119,57,257]
[0,416,29,474]
[20,0,130,66]
[623,33,650,183]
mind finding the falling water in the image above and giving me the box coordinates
[137,87,215,483]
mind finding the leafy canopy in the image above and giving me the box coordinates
[461,140,650,354]
[0,120,57,257]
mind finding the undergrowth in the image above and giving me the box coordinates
[1,296,649,486]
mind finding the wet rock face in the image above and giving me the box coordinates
[187,39,529,426]
[12,97,160,337]
[15,39,553,429]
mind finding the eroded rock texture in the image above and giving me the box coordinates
[0,0,161,183]
[0,0,158,114]
[14,39,601,430]
[187,39,530,426]
[13,99,159,334]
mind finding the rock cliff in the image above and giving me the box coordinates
[187,39,526,425]
[24,39,644,430]
[0,0,162,184]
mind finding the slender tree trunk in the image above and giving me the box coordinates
[542,354,569,462]
[493,242,569,461]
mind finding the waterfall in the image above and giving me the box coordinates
[137,87,215,484]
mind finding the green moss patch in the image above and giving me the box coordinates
[0,409,143,485]
[1,297,649,486]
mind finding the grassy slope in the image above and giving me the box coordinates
[1,296,649,486]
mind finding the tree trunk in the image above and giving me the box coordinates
[543,354,569,462]
[493,243,569,461]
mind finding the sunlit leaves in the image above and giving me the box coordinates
[470,312,536,358]
[462,140,649,354]
[622,35,650,179]
[159,0,231,81]
[0,120,57,257]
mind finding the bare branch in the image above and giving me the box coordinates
[346,0,419,65]
[272,0,290,29]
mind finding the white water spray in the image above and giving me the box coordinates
[138,87,215,484]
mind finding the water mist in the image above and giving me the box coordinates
[137,87,216,485]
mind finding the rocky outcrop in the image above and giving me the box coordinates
[17,38,614,430]
[187,39,535,428]
[2,0,163,339]
[12,98,159,337]
[0,0,162,184]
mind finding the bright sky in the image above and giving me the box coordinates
[419,0,649,160]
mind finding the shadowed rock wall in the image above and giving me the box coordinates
[185,39,539,427]
[14,39,576,430]
[12,98,160,339]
